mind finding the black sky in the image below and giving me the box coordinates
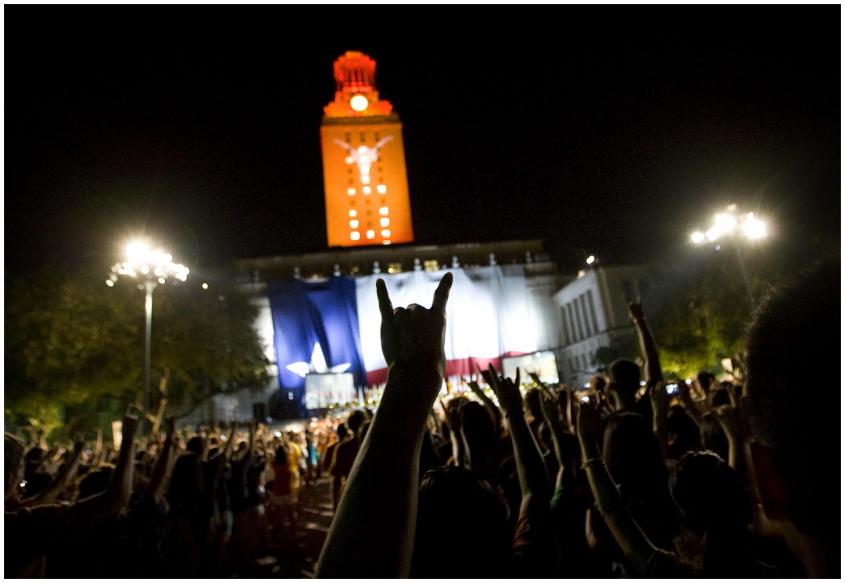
[5,6,841,278]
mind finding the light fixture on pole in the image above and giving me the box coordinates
[690,204,768,308]
[108,239,189,417]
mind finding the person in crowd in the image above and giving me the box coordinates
[742,260,839,577]
[328,409,367,509]
[268,443,297,542]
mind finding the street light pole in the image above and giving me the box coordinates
[109,239,189,423]
[143,280,157,414]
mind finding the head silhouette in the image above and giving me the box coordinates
[346,410,367,437]
[744,260,840,551]
[608,359,641,410]
[412,466,510,578]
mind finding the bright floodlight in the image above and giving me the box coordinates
[742,213,768,241]
[710,212,737,240]
[691,205,770,245]
[586,255,595,265]
[112,238,189,283]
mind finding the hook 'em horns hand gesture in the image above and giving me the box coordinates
[376,272,453,375]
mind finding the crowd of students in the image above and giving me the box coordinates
[5,260,840,578]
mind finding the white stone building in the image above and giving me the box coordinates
[554,263,652,387]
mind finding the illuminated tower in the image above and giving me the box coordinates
[321,51,414,248]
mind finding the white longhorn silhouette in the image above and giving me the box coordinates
[333,135,393,185]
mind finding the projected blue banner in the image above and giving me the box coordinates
[267,277,366,414]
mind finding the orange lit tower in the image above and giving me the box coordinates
[321,51,414,247]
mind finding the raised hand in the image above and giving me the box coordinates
[627,300,645,323]
[540,387,560,424]
[122,402,144,438]
[467,379,485,400]
[441,398,463,432]
[376,272,453,374]
[481,364,522,416]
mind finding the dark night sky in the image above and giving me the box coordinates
[5,7,841,279]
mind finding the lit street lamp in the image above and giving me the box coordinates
[108,239,189,416]
[690,204,768,308]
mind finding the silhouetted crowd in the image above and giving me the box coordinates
[5,260,840,578]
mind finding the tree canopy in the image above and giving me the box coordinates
[5,266,270,437]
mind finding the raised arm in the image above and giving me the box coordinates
[317,273,453,578]
[223,421,237,459]
[627,301,663,384]
[576,401,658,576]
[532,377,570,489]
[148,418,177,504]
[101,406,140,515]
[712,391,747,477]
[483,366,549,503]
[468,377,503,431]
[648,380,671,457]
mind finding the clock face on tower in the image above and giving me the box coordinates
[349,94,369,112]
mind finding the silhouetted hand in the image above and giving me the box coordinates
[440,398,463,432]
[467,380,486,401]
[122,403,143,438]
[482,364,522,416]
[377,272,453,375]
[627,301,645,323]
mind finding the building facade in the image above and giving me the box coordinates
[554,263,652,387]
